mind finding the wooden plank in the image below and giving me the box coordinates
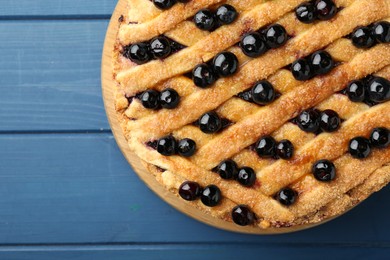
[0,20,110,131]
[1,1,116,17]
[0,244,390,260]
[0,133,390,244]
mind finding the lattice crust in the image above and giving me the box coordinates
[113,0,390,228]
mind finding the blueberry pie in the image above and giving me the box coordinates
[111,0,390,230]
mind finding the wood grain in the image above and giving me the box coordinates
[0,20,110,131]
[2,244,390,259]
[101,0,333,234]
[0,133,390,244]
[1,0,115,17]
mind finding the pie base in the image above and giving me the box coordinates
[103,0,390,233]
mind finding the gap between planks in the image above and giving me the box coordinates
[0,15,111,21]
[1,242,390,251]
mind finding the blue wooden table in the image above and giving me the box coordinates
[1,1,390,259]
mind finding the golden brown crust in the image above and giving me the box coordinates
[112,0,390,229]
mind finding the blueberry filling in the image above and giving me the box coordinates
[295,0,338,24]
[137,88,180,110]
[350,20,390,48]
[255,136,277,158]
[197,112,233,134]
[216,4,238,25]
[370,127,390,148]
[140,90,160,109]
[295,109,321,133]
[372,21,390,43]
[240,32,268,58]
[194,9,217,31]
[310,50,334,76]
[314,0,338,21]
[212,51,239,77]
[346,80,366,102]
[319,109,341,132]
[343,76,390,105]
[251,80,277,105]
[312,159,336,181]
[194,5,238,31]
[157,135,178,156]
[275,139,294,159]
[201,185,222,207]
[291,58,313,81]
[159,88,181,109]
[122,42,151,65]
[366,76,390,103]
[349,136,372,159]
[236,84,281,105]
[240,23,289,58]
[291,50,335,81]
[192,63,216,88]
[295,2,317,24]
[122,36,186,64]
[149,136,197,157]
[351,26,376,49]
[178,138,197,157]
[275,188,297,206]
[216,159,239,180]
[231,205,256,226]
[264,24,289,49]
[153,0,175,9]
[237,167,256,187]
[179,181,202,201]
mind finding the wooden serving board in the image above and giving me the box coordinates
[101,0,338,234]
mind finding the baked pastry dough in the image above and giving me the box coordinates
[112,0,390,229]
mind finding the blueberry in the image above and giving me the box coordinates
[199,111,222,134]
[314,0,338,21]
[264,24,288,49]
[159,88,180,109]
[150,36,172,59]
[312,159,336,181]
[157,135,177,156]
[310,50,334,75]
[291,58,313,81]
[123,43,151,65]
[178,138,197,157]
[370,127,390,148]
[216,4,238,25]
[295,2,317,24]
[366,76,390,103]
[231,205,256,226]
[349,136,372,159]
[255,136,277,158]
[351,26,376,48]
[372,21,390,43]
[319,109,341,132]
[346,80,366,102]
[251,80,276,105]
[179,181,202,201]
[296,109,321,133]
[240,32,268,58]
[194,9,216,31]
[217,160,238,179]
[276,188,297,206]
[237,167,256,187]
[153,0,176,10]
[212,51,239,77]
[140,90,160,109]
[201,185,222,207]
[275,140,294,159]
[192,63,217,88]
